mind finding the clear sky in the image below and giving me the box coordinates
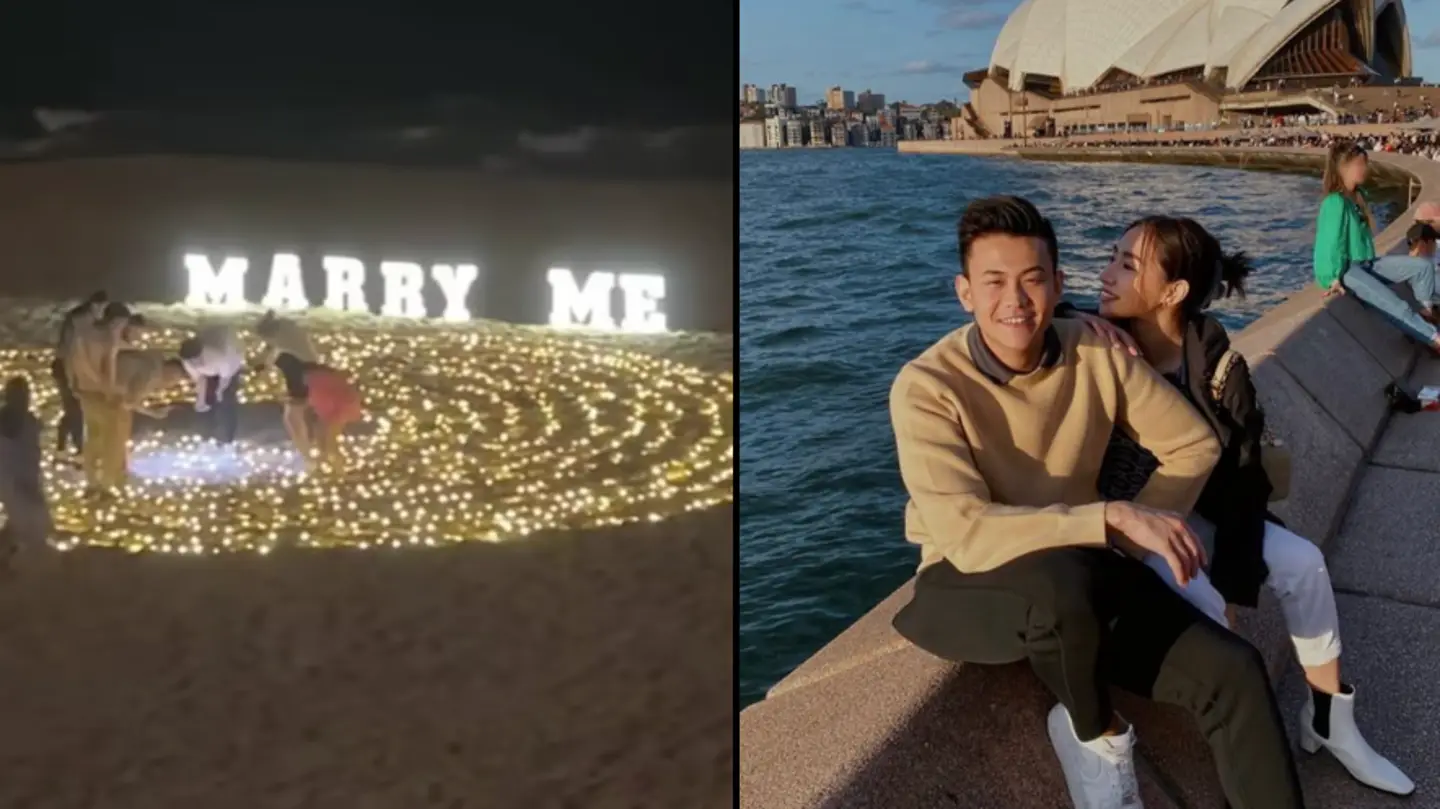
[0,1,733,128]
[741,0,1440,106]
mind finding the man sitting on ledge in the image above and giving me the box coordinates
[887,196,1304,809]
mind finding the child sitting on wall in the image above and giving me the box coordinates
[1407,221,1438,259]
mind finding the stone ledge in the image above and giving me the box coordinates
[740,150,1440,808]
[742,647,1183,809]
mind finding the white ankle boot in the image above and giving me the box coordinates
[1298,687,1414,796]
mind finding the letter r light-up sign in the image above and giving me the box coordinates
[183,252,669,333]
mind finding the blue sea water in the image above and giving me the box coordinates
[738,147,1400,708]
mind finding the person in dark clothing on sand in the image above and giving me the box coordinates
[50,290,107,455]
[178,324,245,445]
[254,310,320,461]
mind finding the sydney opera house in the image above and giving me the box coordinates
[959,0,1414,138]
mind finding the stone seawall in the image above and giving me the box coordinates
[739,151,1440,809]
[900,140,1415,187]
[1014,146,1415,187]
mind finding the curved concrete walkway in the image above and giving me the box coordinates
[1297,152,1440,806]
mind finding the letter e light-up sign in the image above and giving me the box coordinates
[183,252,668,332]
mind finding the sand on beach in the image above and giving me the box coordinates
[0,160,735,809]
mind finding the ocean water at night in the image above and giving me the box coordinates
[738,147,1400,708]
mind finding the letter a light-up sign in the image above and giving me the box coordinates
[261,253,310,310]
[183,252,667,331]
[546,268,667,333]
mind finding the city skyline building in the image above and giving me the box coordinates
[769,83,798,109]
[825,86,855,111]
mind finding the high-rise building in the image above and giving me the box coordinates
[826,86,856,111]
[856,90,886,114]
[768,83,797,110]
[742,84,764,104]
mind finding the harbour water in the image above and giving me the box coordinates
[738,147,1400,708]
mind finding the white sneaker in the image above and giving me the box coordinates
[1046,703,1144,809]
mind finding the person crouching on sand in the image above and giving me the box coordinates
[116,350,190,420]
[108,350,190,482]
[1061,215,1412,796]
[177,323,245,445]
[299,363,363,473]
[0,376,53,567]
[254,310,324,468]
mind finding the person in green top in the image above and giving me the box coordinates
[1314,140,1440,352]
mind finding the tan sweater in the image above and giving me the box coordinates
[64,321,122,396]
[115,350,171,407]
[890,320,1220,574]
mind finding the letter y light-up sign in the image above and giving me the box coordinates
[185,253,668,332]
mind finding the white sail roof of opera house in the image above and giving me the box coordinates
[989,0,1410,92]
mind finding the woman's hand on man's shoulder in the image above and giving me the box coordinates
[1071,312,1141,358]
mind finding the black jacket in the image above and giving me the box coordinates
[1055,303,1274,606]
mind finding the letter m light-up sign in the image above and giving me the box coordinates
[183,252,669,333]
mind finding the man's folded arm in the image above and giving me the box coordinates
[1112,349,1222,515]
[890,369,1108,573]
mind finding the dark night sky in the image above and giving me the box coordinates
[0,1,736,128]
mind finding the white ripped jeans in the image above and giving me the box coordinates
[1145,515,1342,668]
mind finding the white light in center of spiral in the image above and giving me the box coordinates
[126,438,308,486]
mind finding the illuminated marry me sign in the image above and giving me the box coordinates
[182,252,669,333]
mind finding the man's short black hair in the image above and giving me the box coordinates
[1408,221,1439,246]
[100,302,133,323]
[957,195,1059,275]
